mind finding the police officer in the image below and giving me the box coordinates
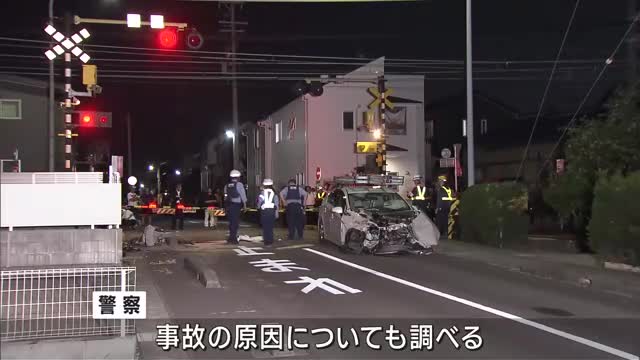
[257,178,279,246]
[279,179,307,240]
[224,170,247,244]
[315,185,327,207]
[171,184,184,231]
[408,175,433,218]
[435,175,455,239]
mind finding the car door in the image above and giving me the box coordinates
[328,190,347,244]
[319,191,336,243]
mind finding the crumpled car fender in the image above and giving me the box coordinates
[339,210,369,246]
[411,211,440,248]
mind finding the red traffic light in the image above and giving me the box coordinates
[158,29,178,49]
[100,116,107,124]
[82,115,92,124]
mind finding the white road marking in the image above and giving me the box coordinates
[304,247,639,360]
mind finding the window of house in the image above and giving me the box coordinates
[480,118,488,134]
[0,99,21,120]
[275,121,281,143]
[342,111,354,130]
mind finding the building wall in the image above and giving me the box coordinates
[476,142,555,185]
[0,80,52,172]
[269,97,307,191]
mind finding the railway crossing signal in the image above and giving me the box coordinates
[44,25,91,63]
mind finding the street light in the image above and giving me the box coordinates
[225,130,234,139]
[148,164,154,171]
[175,169,181,176]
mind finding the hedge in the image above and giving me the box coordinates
[588,171,640,266]
[459,183,529,247]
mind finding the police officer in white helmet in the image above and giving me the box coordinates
[224,170,247,244]
[257,178,279,246]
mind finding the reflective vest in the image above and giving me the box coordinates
[441,186,455,201]
[316,191,326,200]
[260,189,275,210]
[414,186,427,201]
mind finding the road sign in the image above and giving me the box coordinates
[441,148,452,159]
[367,87,394,110]
[44,25,91,63]
[439,158,455,168]
[355,141,379,154]
[316,166,321,181]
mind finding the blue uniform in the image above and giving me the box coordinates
[257,189,279,245]
[280,185,306,240]
[224,181,247,243]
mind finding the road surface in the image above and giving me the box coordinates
[133,236,640,359]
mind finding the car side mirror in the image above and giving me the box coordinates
[332,207,343,215]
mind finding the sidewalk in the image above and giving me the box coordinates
[436,239,640,299]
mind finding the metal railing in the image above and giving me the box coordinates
[0,267,136,342]
[0,172,104,184]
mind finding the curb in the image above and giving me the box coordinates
[184,256,221,288]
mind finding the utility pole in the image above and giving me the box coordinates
[220,3,247,170]
[126,112,132,176]
[63,12,73,171]
[48,0,55,171]
[465,0,475,187]
[377,76,387,175]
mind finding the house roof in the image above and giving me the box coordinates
[388,96,422,104]
[0,74,65,93]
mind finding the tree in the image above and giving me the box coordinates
[544,83,640,251]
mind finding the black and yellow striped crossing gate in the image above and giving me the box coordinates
[448,199,460,240]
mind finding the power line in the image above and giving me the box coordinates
[515,0,581,183]
[0,36,616,66]
[536,11,640,180]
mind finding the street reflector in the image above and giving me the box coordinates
[45,50,56,60]
[71,47,82,56]
[62,39,74,49]
[150,15,164,29]
[71,34,82,43]
[127,14,141,28]
[53,45,64,55]
[44,25,56,35]
[79,53,90,63]
[79,29,90,39]
[53,32,65,42]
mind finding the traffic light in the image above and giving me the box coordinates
[75,111,112,128]
[186,28,203,50]
[158,28,178,49]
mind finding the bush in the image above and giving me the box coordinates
[588,171,640,266]
[459,183,529,247]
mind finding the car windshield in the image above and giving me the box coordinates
[348,192,411,212]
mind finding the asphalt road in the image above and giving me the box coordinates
[134,229,640,360]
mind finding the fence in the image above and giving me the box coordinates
[0,267,136,342]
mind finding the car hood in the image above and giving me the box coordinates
[358,209,416,223]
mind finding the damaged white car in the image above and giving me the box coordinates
[318,186,439,255]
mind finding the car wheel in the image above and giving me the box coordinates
[318,219,327,242]
[345,229,365,255]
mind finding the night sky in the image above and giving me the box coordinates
[0,0,632,173]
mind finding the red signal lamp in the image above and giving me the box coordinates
[82,115,92,124]
[100,116,107,124]
[158,29,178,49]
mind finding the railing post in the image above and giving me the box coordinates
[120,269,126,337]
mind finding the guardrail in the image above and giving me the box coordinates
[0,267,136,341]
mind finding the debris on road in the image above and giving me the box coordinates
[149,259,177,265]
[239,234,264,243]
